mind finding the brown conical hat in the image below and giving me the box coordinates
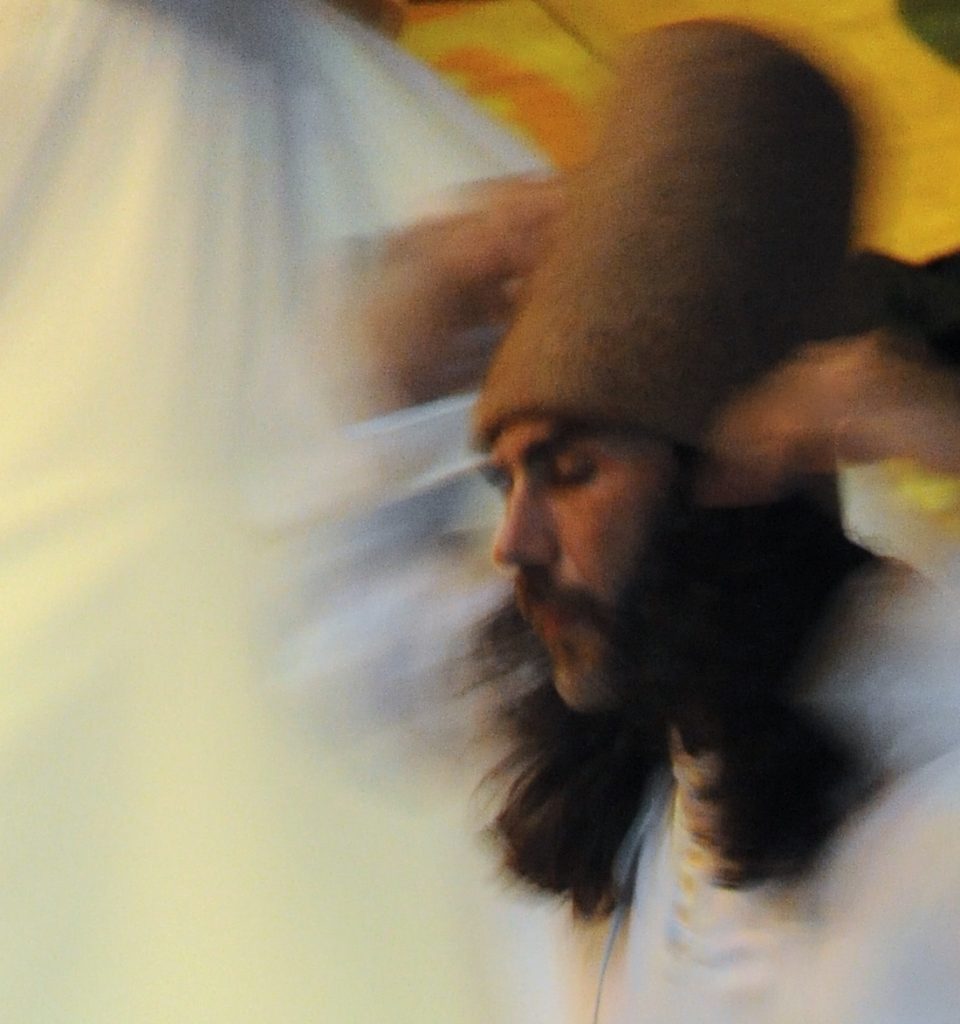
[474,20,858,448]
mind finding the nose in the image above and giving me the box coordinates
[492,484,557,570]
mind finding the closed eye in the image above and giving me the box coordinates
[544,450,597,487]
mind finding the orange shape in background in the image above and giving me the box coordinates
[433,46,595,168]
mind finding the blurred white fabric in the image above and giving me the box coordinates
[591,565,960,1024]
[0,1,570,1020]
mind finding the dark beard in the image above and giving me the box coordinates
[474,466,874,916]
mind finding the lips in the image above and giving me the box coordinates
[515,570,614,642]
[529,603,568,642]
[515,581,574,640]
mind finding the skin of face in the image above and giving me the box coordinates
[486,417,674,711]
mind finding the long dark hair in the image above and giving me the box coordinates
[475,463,874,917]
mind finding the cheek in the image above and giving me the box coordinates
[595,516,647,600]
[559,486,656,602]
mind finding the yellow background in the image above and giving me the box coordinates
[402,0,960,261]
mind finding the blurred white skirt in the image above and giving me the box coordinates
[0,3,568,1021]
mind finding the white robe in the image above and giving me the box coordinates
[594,564,960,1024]
[0,1,569,1020]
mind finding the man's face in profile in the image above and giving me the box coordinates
[485,417,673,712]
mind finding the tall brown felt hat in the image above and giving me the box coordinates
[474,20,858,448]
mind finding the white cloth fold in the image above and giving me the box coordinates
[0,2,567,1021]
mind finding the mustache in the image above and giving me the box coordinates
[514,567,615,635]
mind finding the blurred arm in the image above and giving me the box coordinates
[701,332,960,506]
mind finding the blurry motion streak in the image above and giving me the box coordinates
[0,1,571,1021]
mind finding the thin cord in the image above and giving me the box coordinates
[592,770,671,1024]
[591,900,628,1024]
